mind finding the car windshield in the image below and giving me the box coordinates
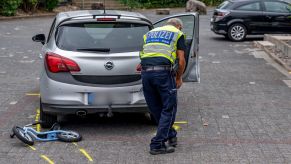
[217,1,233,9]
[56,22,150,53]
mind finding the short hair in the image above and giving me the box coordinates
[166,18,183,29]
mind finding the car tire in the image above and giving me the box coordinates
[224,34,229,40]
[228,23,247,42]
[40,99,57,128]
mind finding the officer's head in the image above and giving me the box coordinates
[166,18,183,31]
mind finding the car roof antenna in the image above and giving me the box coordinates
[103,0,106,14]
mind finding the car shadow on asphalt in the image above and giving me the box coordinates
[56,113,156,140]
[210,36,264,42]
[59,113,154,128]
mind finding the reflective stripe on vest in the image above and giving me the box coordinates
[140,25,183,64]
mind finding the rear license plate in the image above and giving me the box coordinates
[88,92,131,105]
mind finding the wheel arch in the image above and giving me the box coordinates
[226,19,249,34]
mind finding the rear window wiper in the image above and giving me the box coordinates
[76,48,110,52]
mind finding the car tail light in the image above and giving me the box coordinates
[214,10,230,22]
[45,52,80,73]
[136,64,141,73]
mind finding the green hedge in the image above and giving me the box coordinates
[0,0,22,16]
[120,0,225,8]
[22,0,39,12]
[0,0,60,16]
[44,0,59,11]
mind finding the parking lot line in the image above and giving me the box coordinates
[40,155,55,164]
[35,108,41,132]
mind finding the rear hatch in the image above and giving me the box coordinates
[212,1,233,22]
[50,20,150,86]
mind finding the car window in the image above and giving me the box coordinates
[264,1,291,13]
[236,2,261,11]
[217,1,233,9]
[47,18,56,43]
[56,22,150,53]
[154,15,195,40]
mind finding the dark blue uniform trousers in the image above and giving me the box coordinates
[141,70,177,149]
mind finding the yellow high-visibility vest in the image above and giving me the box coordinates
[140,25,184,64]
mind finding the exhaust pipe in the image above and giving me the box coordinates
[76,110,87,117]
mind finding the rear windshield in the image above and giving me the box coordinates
[56,22,150,53]
[217,1,233,9]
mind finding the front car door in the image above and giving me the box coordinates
[263,0,291,33]
[231,1,265,34]
[153,13,200,82]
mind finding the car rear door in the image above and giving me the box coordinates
[153,13,200,82]
[263,1,291,33]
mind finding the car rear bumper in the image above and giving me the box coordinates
[42,103,149,115]
[211,21,228,35]
[40,71,146,113]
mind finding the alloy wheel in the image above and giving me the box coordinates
[230,25,246,41]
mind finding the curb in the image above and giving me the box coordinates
[0,13,56,21]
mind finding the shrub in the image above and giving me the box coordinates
[200,0,224,6]
[45,0,58,11]
[120,0,142,9]
[0,0,22,16]
[22,0,39,13]
[120,0,224,8]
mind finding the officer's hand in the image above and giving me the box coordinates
[176,77,183,89]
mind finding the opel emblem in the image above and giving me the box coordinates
[104,61,114,70]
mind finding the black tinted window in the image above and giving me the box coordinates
[236,2,261,11]
[217,1,233,9]
[56,22,150,53]
[264,1,291,13]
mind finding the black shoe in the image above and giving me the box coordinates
[149,146,175,155]
[168,137,177,147]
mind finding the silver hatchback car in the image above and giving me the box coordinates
[32,10,200,128]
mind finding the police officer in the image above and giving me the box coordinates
[140,18,186,155]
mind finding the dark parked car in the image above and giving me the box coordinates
[211,0,291,41]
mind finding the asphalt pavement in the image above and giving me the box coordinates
[0,8,291,164]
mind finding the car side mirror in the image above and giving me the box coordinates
[32,34,46,45]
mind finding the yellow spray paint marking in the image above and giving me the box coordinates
[174,121,188,124]
[26,93,40,96]
[172,125,181,131]
[28,145,36,151]
[79,149,93,162]
[35,109,41,132]
[72,142,93,162]
[40,155,55,164]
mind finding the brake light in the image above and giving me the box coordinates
[217,12,228,17]
[136,64,141,73]
[96,18,116,21]
[45,52,80,73]
[214,10,230,22]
